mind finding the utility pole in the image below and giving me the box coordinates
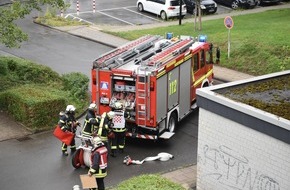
[179,0,182,25]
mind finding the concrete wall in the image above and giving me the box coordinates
[197,109,290,190]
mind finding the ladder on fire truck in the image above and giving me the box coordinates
[136,68,150,127]
[93,35,161,69]
[147,38,194,68]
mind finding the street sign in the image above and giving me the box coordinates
[224,16,234,30]
[224,16,234,59]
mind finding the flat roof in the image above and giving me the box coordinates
[196,70,290,144]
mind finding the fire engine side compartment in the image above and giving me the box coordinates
[97,70,112,114]
[156,57,192,131]
[179,58,192,119]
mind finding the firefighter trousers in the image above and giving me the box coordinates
[111,131,126,154]
[61,138,76,152]
[89,177,105,190]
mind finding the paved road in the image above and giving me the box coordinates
[0,10,199,190]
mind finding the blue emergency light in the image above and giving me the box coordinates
[198,35,207,42]
[166,32,173,39]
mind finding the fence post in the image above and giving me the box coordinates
[77,0,79,15]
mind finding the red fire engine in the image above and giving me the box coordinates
[91,34,219,140]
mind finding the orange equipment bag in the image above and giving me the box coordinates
[53,125,74,145]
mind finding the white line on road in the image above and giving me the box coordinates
[123,7,163,22]
[97,11,136,26]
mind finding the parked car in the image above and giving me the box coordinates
[214,0,257,9]
[136,0,187,20]
[257,0,280,5]
[184,0,217,14]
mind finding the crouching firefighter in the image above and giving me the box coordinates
[110,102,129,157]
[97,111,115,150]
[88,136,108,190]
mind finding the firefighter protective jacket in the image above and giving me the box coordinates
[58,112,77,133]
[82,110,100,137]
[97,113,112,142]
[89,145,108,178]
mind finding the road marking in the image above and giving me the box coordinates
[123,7,162,22]
[63,6,163,26]
[65,14,94,25]
[97,11,135,25]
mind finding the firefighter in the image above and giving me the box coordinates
[97,111,115,150]
[110,102,129,157]
[58,105,80,156]
[88,136,108,190]
[81,103,100,138]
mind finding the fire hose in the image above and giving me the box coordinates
[123,152,174,165]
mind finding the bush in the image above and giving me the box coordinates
[0,85,67,132]
[62,72,89,100]
[0,56,62,87]
[115,174,186,190]
[0,56,90,132]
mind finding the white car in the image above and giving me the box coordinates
[137,0,187,20]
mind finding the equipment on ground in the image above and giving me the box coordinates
[123,152,174,165]
[91,34,219,140]
[72,135,94,168]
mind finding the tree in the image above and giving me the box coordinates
[194,0,202,31]
[0,0,65,48]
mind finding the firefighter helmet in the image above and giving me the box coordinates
[92,136,103,147]
[88,103,97,111]
[66,105,76,113]
[107,111,115,119]
[114,102,123,110]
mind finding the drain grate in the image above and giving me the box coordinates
[17,136,32,142]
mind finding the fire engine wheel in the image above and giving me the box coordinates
[137,3,144,12]
[72,149,82,169]
[167,112,177,133]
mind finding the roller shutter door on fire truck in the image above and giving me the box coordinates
[167,67,179,111]
[157,75,167,122]
[179,59,191,118]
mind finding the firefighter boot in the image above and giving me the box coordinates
[62,150,68,156]
[71,147,76,154]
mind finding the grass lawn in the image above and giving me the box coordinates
[106,9,290,76]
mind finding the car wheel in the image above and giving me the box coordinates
[137,3,144,12]
[231,0,240,9]
[256,0,261,6]
[167,112,177,133]
[160,11,167,20]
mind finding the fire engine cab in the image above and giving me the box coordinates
[91,34,219,140]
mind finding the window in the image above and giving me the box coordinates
[193,53,198,72]
[200,50,205,68]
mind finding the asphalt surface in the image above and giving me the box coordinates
[1,2,289,189]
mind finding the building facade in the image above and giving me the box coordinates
[196,71,290,190]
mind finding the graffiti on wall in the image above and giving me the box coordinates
[198,145,280,190]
